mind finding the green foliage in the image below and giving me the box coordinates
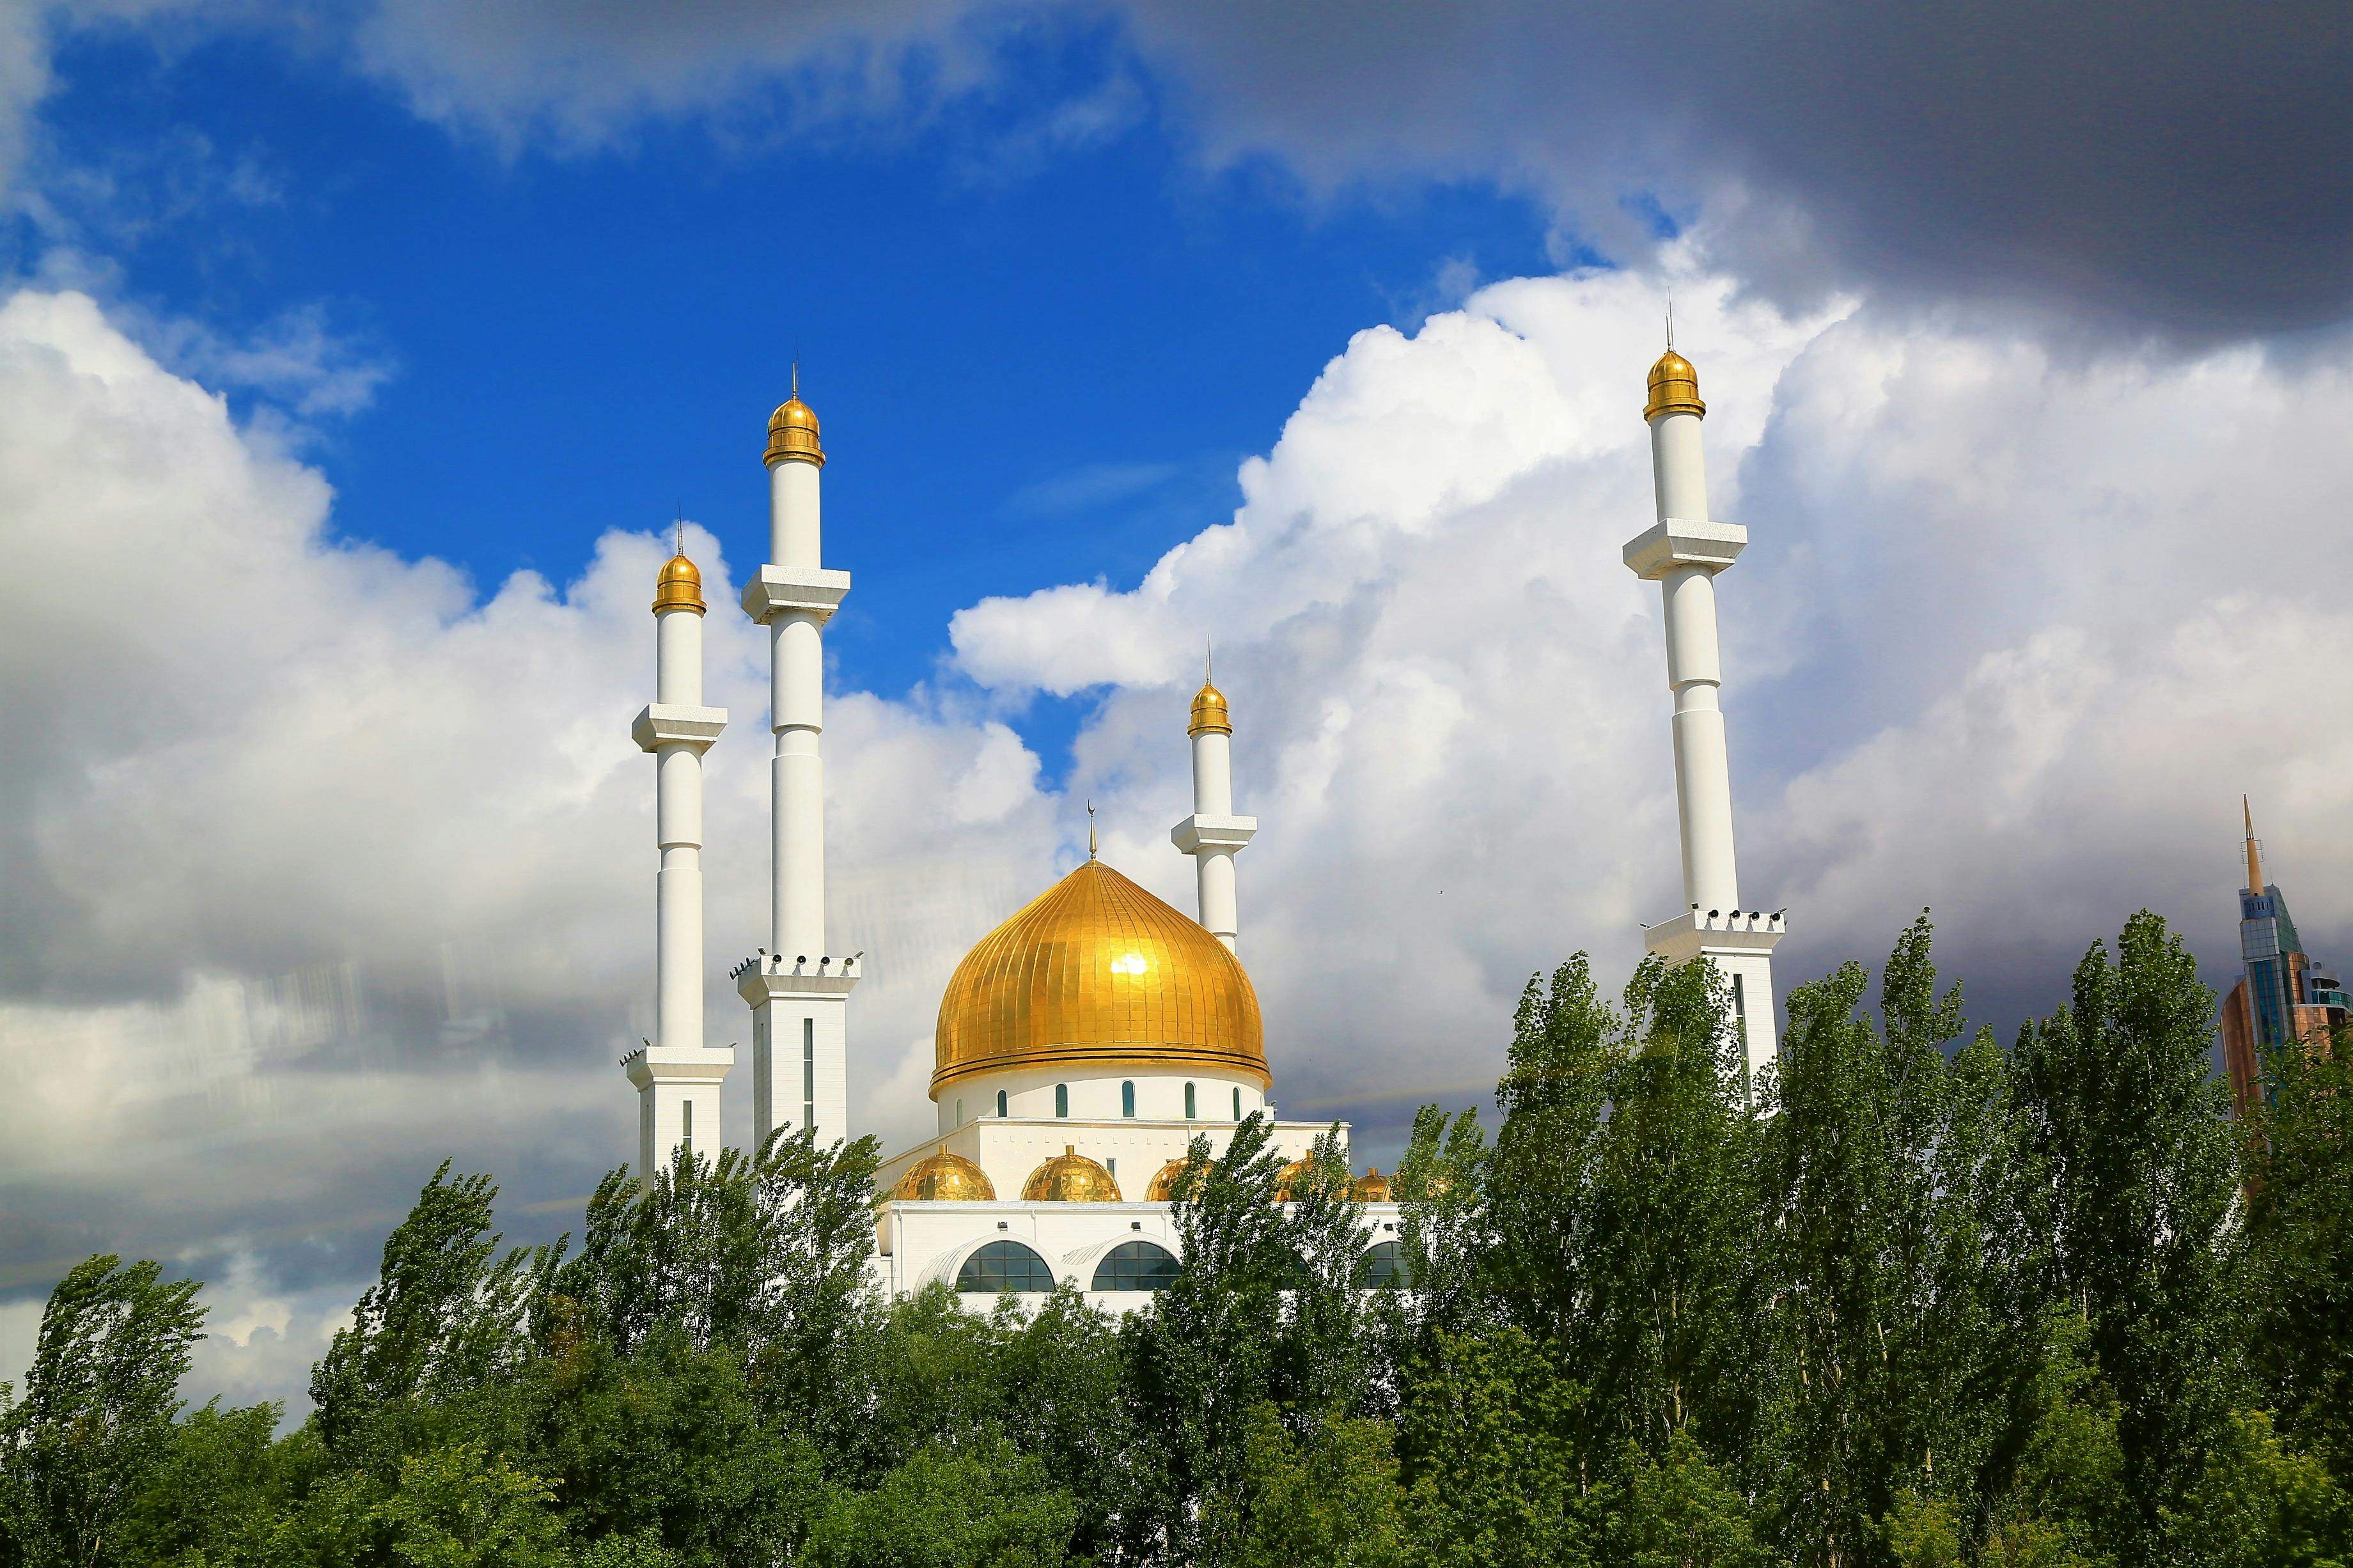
[0,1253,207,1568]
[1395,1327,1591,1568]
[1207,1403,1407,1568]
[2166,1409,2352,1568]
[369,1440,566,1567]
[10,910,2347,1568]
[1609,1429,1770,1568]
[311,1164,552,1452]
[2239,1025,2353,1473]
[2011,912,2240,1550]
[802,1437,1079,1568]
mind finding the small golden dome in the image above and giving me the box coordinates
[1275,1156,1317,1202]
[933,858,1266,1096]
[1189,681,1231,738]
[893,1147,996,1202]
[765,394,825,469]
[1146,1154,1214,1201]
[1352,1167,1391,1203]
[1645,348,1705,421]
[1022,1145,1122,1202]
[653,554,706,615]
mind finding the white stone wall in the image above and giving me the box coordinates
[935,1064,1269,1137]
[870,1195,1407,1312]
[878,1114,1341,1206]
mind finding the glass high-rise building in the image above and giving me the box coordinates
[2221,798,2350,1119]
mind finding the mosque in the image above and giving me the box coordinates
[619,345,1786,1305]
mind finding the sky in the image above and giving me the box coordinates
[4,0,2352,1411]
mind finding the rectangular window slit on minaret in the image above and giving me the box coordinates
[802,1018,815,1131]
[682,1099,692,1155]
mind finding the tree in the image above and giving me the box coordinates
[0,1254,206,1568]
[1208,1403,1408,1568]
[2237,1023,2353,1473]
[1609,1429,1771,1568]
[116,1397,283,1565]
[1766,916,1979,1562]
[2011,913,2240,1549]
[1395,1326,1593,1568]
[2165,1408,2352,1568]
[1122,1113,1297,1562]
[802,1438,1078,1568]
[369,1439,567,1568]
[311,1164,552,1451]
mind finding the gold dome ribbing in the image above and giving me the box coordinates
[1146,1154,1214,1201]
[892,1147,996,1202]
[932,858,1266,1096]
[1644,348,1705,421]
[1022,1145,1122,1202]
[765,395,824,469]
[1189,680,1231,737]
[653,554,706,614]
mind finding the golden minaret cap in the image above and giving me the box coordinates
[1189,679,1231,738]
[1645,348,1705,421]
[765,365,825,469]
[653,553,706,615]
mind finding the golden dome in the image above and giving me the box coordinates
[653,554,705,615]
[1022,1145,1122,1202]
[1352,1167,1391,1203]
[1645,348,1705,421]
[1146,1154,1213,1201]
[932,858,1266,1096]
[892,1147,996,1202]
[765,394,825,469]
[1189,680,1231,738]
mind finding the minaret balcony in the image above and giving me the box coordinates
[631,704,727,753]
[742,565,852,626]
[1171,813,1257,854]
[1622,516,1747,580]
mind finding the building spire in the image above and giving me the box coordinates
[2245,795,2265,896]
[1087,800,1097,859]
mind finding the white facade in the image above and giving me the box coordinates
[1624,353,1785,1084]
[932,1065,1268,1138]
[625,561,732,1176]
[870,1114,1402,1302]
[742,399,857,1153]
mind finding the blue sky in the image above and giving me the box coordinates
[6,1,2352,1408]
[27,20,1554,740]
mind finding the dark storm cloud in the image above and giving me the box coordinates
[1122,0,2353,334]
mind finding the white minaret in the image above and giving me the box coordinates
[737,375,859,1152]
[624,543,731,1175]
[1171,666,1256,951]
[1622,342,1785,1086]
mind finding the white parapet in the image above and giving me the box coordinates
[1641,910,1786,1091]
[736,960,859,1151]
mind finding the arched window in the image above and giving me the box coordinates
[1122,1081,1136,1118]
[1232,1086,1242,1121]
[1184,1082,1196,1119]
[955,1240,1056,1294]
[1091,1240,1180,1292]
[955,1098,964,1126]
[996,1090,1008,1117]
[1359,1241,1413,1290]
[1055,1083,1070,1118]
